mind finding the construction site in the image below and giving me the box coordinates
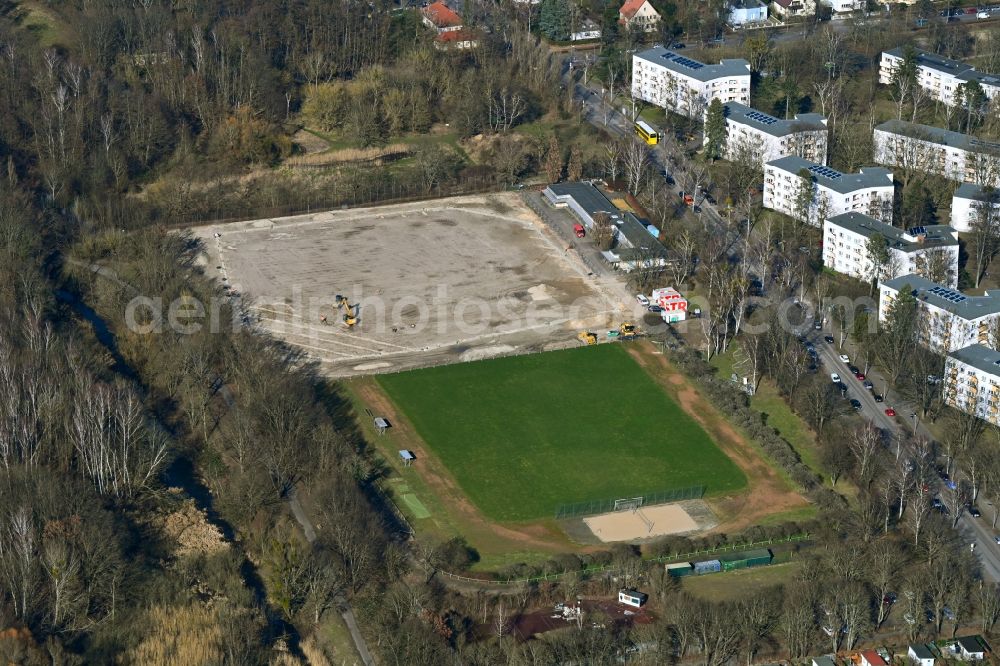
[191,194,628,377]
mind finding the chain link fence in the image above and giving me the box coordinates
[553,485,705,520]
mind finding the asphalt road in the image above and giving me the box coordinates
[809,326,1000,581]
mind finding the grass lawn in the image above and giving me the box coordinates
[683,562,801,601]
[377,344,746,522]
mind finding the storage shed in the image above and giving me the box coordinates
[693,559,722,574]
[665,562,693,577]
[618,589,648,608]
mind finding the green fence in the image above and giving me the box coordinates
[553,485,706,519]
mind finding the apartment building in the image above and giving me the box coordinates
[823,213,959,286]
[632,47,751,119]
[717,102,828,168]
[763,156,894,226]
[950,182,1000,233]
[879,47,1000,105]
[944,344,1000,427]
[873,120,1000,187]
[879,274,1000,352]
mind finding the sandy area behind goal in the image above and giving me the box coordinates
[584,503,699,542]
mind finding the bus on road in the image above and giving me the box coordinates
[634,120,659,145]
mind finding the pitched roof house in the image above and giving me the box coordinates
[421,2,463,31]
[619,0,661,31]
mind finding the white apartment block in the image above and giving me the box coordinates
[763,156,894,226]
[945,344,1000,427]
[950,182,1000,232]
[717,102,828,168]
[823,213,959,286]
[879,274,1000,352]
[632,47,751,119]
[873,120,1000,188]
[879,47,1000,106]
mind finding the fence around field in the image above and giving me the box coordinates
[436,533,810,586]
[553,485,705,519]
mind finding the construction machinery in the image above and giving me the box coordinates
[336,294,359,327]
[577,331,598,345]
[619,322,637,340]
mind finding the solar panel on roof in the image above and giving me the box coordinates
[807,164,842,179]
[672,56,704,70]
[744,110,778,126]
[908,226,927,236]
[928,285,967,303]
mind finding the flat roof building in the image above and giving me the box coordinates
[946,346,1000,427]
[951,182,1000,233]
[874,120,1000,187]
[632,47,750,119]
[880,274,1000,351]
[543,182,671,272]
[764,156,894,226]
[879,47,1000,106]
[824,213,959,286]
[718,102,828,168]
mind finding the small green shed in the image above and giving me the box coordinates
[718,548,773,571]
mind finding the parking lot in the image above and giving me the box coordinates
[191,194,623,377]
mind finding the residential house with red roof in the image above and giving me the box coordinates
[619,0,661,32]
[769,0,815,18]
[420,1,479,49]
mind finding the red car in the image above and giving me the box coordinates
[855,372,866,380]
[885,407,897,417]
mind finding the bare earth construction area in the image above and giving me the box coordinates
[192,194,620,377]
[583,499,716,543]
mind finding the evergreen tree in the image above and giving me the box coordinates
[567,146,583,181]
[544,135,563,183]
[704,98,726,162]
[539,0,571,41]
[877,284,918,385]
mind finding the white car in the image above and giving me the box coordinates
[636,294,649,306]
[978,10,991,18]
[831,373,841,383]
[839,354,850,364]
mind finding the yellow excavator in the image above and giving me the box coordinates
[336,294,358,327]
[619,322,637,340]
[577,331,598,345]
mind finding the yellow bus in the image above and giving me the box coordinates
[635,120,659,145]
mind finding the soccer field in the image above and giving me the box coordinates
[377,344,747,522]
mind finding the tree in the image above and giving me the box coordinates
[793,168,815,229]
[969,195,1000,288]
[863,234,891,296]
[622,137,650,194]
[704,98,727,162]
[567,146,583,181]
[876,284,918,385]
[889,46,918,121]
[538,0,571,40]
[959,80,988,133]
[744,33,772,74]
[849,422,883,486]
[591,212,615,251]
[543,135,563,183]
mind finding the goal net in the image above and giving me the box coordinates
[614,497,643,512]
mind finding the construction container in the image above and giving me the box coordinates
[665,562,693,577]
[693,559,721,575]
[718,549,773,572]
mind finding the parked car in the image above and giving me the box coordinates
[648,305,663,313]
[636,294,649,306]
[874,393,884,402]
[850,399,862,411]
[839,354,851,363]
[979,10,991,18]
[573,223,586,238]
[863,380,874,390]
[994,535,1000,545]
[831,373,841,383]
[969,505,982,517]
[672,42,686,49]
[855,371,866,381]
[885,407,897,416]
[824,335,835,343]
[814,321,822,330]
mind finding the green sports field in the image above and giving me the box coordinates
[377,344,746,522]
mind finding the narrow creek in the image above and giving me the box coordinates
[55,288,302,654]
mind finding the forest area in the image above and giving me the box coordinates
[0,0,999,661]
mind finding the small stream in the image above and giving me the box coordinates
[56,288,301,653]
